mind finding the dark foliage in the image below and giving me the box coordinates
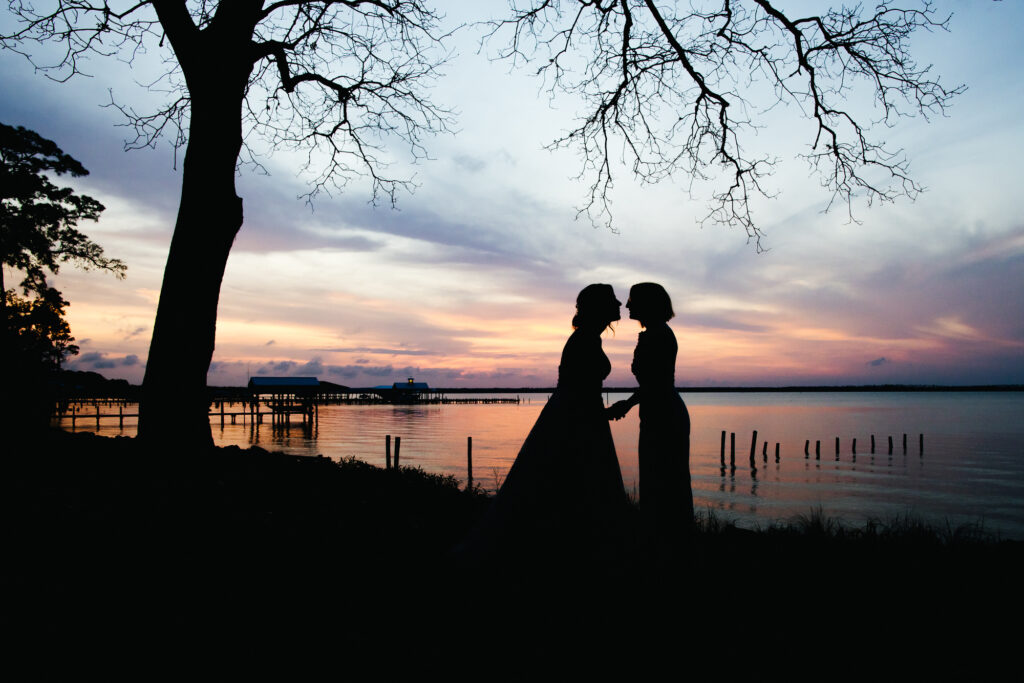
[3,286,78,370]
[1,123,125,434]
[0,121,124,298]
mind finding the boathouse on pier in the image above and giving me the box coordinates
[247,377,339,426]
[370,377,431,403]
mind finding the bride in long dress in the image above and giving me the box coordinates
[460,284,630,561]
[607,282,693,545]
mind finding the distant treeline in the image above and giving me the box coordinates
[52,370,136,400]
[50,373,1024,400]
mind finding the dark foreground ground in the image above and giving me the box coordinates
[4,430,1022,680]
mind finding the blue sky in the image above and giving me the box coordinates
[2,0,1022,387]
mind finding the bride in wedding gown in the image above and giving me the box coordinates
[459,284,630,561]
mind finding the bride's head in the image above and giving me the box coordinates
[626,282,674,327]
[572,284,621,330]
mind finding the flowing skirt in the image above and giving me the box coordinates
[458,389,629,561]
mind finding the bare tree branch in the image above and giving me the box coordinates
[2,0,456,203]
[485,0,964,250]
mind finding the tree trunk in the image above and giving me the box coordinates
[138,55,250,450]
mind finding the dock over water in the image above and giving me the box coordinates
[51,389,520,429]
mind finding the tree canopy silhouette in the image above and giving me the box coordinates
[4,286,79,371]
[1,122,125,363]
[1,122,125,430]
[0,122,124,304]
[2,1,963,448]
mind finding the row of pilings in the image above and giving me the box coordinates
[382,435,479,493]
[719,430,924,471]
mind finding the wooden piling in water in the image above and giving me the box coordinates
[815,440,820,459]
[749,430,757,468]
[852,438,857,455]
[762,441,768,463]
[888,436,893,454]
[775,443,780,463]
[386,435,392,469]
[720,431,726,467]
[871,434,875,453]
[903,433,907,454]
[467,436,473,491]
[804,439,809,458]
[394,436,401,469]
[835,436,840,458]
[920,433,924,455]
[730,432,736,468]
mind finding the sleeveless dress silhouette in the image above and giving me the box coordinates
[460,328,628,561]
[632,322,694,539]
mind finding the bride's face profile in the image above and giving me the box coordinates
[607,293,622,325]
[590,292,621,328]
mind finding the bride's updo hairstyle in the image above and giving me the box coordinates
[572,283,617,330]
[629,282,674,323]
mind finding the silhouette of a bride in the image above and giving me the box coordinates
[459,284,629,561]
[608,282,693,545]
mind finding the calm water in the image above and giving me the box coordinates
[56,391,1024,539]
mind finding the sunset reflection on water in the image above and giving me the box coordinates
[57,391,1024,538]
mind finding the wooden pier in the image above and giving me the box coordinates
[324,396,521,405]
[52,400,317,428]
[51,392,521,429]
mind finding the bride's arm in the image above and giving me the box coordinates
[608,332,646,420]
[607,391,639,420]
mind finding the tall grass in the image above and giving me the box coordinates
[690,504,1004,546]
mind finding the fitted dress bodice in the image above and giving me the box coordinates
[557,329,611,395]
[631,323,677,393]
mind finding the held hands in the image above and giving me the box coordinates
[606,400,632,421]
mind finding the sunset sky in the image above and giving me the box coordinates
[2,1,1022,388]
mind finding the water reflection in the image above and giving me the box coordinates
[53,391,1024,538]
